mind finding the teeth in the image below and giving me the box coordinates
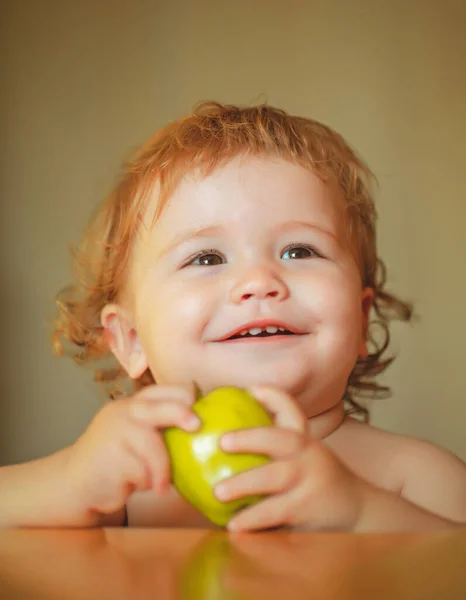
[248,327,263,336]
[238,325,287,336]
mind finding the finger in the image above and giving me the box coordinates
[247,385,306,432]
[135,381,198,406]
[129,399,200,431]
[220,427,305,459]
[215,460,299,502]
[120,441,152,494]
[123,426,171,494]
[227,492,293,532]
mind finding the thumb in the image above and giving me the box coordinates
[247,385,306,433]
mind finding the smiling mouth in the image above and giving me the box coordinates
[227,329,297,340]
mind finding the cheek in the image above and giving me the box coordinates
[137,281,212,350]
[306,270,363,336]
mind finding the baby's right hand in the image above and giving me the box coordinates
[64,383,200,520]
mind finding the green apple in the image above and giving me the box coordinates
[164,386,273,527]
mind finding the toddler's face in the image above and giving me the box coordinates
[106,155,372,417]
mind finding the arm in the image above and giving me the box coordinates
[0,448,124,528]
[356,440,466,532]
[0,384,201,529]
[356,486,459,531]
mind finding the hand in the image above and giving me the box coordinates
[214,386,369,532]
[64,383,200,519]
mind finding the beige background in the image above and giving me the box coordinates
[1,0,465,466]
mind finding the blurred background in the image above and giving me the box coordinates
[1,0,465,465]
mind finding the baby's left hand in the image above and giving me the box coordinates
[215,386,370,532]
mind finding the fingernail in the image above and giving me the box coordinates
[185,415,200,430]
[220,434,233,450]
[215,484,227,500]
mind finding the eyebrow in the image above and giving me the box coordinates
[157,220,339,258]
[156,225,228,259]
[275,220,339,242]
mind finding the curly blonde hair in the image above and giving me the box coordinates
[53,101,413,420]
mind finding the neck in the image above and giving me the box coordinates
[307,401,345,440]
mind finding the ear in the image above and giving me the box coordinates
[359,287,374,359]
[100,303,149,379]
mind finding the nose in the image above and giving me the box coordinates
[230,265,289,304]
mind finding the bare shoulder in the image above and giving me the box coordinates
[390,430,466,522]
[328,417,466,523]
[325,417,412,492]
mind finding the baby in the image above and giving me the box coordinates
[1,102,465,531]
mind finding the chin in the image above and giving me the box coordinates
[198,368,311,397]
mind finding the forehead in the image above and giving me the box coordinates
[140,155,346,242]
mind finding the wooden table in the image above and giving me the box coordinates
[0,528,465,599]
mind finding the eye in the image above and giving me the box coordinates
[281,243,321,260]
[185,249,226,267]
